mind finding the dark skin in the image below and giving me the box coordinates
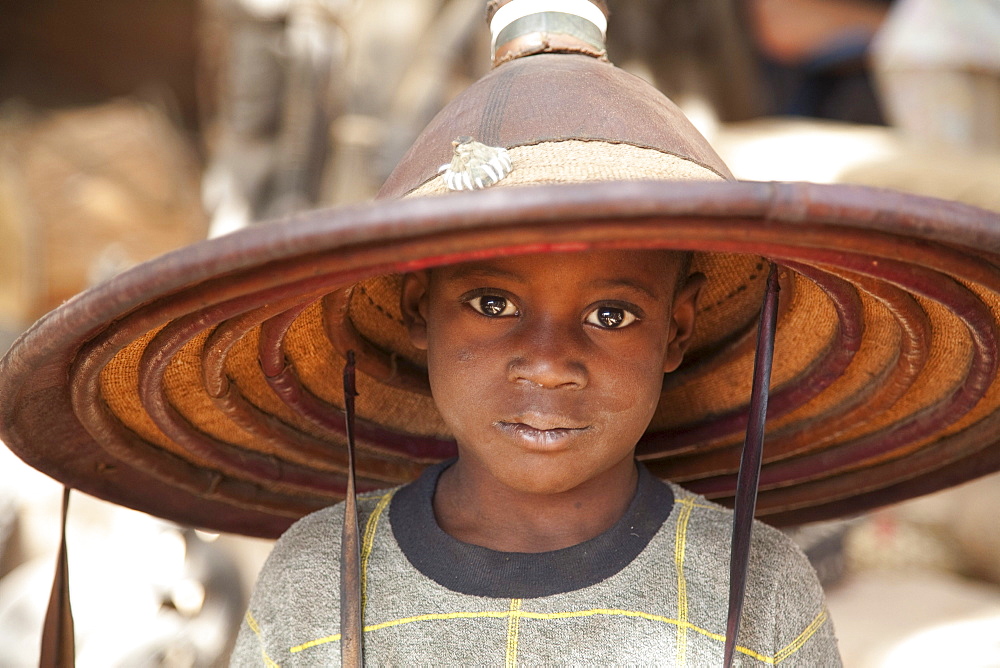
[401,250,703,553]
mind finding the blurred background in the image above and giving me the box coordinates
[2,0,1000,665]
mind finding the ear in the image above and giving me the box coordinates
[663,272,706,373]
[400,271,431,350]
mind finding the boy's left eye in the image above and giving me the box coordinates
[586,306,637,329]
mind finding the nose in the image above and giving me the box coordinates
[507,321,588,390]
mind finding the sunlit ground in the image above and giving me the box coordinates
[0,446,273,667]
[826,570,1000,668]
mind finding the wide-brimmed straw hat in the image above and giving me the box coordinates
[3,1,1000,541]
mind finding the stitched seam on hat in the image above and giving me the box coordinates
[480,66,514,145]
[702,262,765,313]
[356,285,405,325]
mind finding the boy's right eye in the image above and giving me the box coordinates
[467,295,518,318]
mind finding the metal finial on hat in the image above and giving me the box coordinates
[488,0,609,66]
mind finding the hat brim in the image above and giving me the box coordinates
[2,179,999,537]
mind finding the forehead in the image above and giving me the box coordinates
[429,249,684,298]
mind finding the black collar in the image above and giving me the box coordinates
[391,459,674,598]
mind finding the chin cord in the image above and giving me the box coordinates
[341,350,364,667]
[724,263,780,668]
[40,486,75,667]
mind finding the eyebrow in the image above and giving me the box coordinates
[443,265,524,283]
[588,279,660,301]
[442,266,661,301]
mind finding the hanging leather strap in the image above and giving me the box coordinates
[341,351,364,667]
[724,263,780,668]
[40,486,75,667]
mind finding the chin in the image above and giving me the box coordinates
[495,457,603,496]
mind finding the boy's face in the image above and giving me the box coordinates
[401,250,702,496]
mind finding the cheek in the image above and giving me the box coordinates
[425,337,498,426]
[427,345,479,390]
[597,373,663,450]
[608,371,664,430]
[598,341,668,414]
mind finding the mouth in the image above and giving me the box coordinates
[495,417,590,448]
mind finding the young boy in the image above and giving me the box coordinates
[231,249,839,664]
[5,1,1000,665]
[228,3,842,660]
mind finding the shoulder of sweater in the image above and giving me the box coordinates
[666,481,812,572]
[265,485,401,568]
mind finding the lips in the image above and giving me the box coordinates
[503,411,589,429]
[495,413,591,448]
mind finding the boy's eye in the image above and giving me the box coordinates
[468,295,518,317]
[586,306,637,329]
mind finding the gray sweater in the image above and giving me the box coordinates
[232,463,840,666]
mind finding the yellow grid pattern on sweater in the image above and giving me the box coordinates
[360,490,395,612]
[245,611,280,668]
[260,486,831,665]
[286,606,830,664]
[673,496,697,665]
[505,598,523,667]
[775,610,829,663]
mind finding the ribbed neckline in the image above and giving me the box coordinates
[391,459,674,598]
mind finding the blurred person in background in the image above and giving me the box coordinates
[746,0,893,123]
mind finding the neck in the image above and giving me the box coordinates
[432,455,639,552]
